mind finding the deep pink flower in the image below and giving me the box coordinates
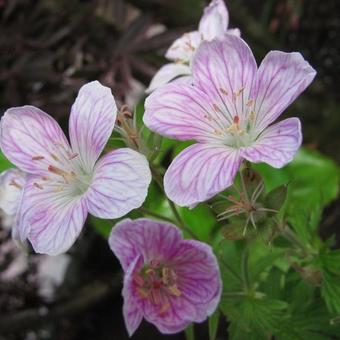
[147,0,240,92]
[144,35,316,207]
[109,218,221,336]
[0,81,151,255]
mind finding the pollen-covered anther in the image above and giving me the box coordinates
[50,153,60,162]
[227,115,245,135]
[213,104,222,112]
[33,182,44,190]
[9,179,23,189]
[168,285,181,297]
[68,152,78,160]
[48,165,76,183]
[219,87,228,96]
[32,156,44,161]
[246,99,254,107]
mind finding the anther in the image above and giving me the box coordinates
[50,153,60,162]
[219,88,228,96]
[33,183,44,190]
[32,156,44,161]
[9,180,23,189]
[68,153,78,160]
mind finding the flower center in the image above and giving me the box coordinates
[134,259,181,315]
[31,144,92,197]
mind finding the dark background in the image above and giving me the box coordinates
[0,0,339,339]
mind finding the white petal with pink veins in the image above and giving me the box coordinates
[69,81,117,172]
[144,82,231,143]
[251,51,316,134]
[85,148,151,219]
[241,117,302,168]
[192,35,257,123]
[164,143,241,206]
[17,177,88,255]
[0,106,71,176]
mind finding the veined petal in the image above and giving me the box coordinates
[0,106,71,176]
[69,81,117,172]
[17,176,88,255]
[165,31,201,63]
[164,143,242,206]
[0,169,26,215]
[174,240,222,316]
[241,117,302,168]
[123,255,144,337]
[85,149,151,219]
[199,0,229,40]
[144,82,231,143]
[192,35,257,123]
[146,63,191,93]
[109,218,182,272]
[251,51,316,133]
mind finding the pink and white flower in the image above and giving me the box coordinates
[147,0,240,92]
[0,81,151,255]
[109,218,221,336]
[0,168,26,230]
[144,35,316,207]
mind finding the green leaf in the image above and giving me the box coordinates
[208,309,220,340]
[264,185,288,211]
[179,204,217,241]
[0,150,13,172]
[319,251,340,313]
[222,296,288,340]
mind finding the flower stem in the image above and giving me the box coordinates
[241,247,251,293]
[150,166,199,240]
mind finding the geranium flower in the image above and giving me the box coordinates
[144,35,316,207]
[147,0,240,92]
[0,81,151,255]
[109,218,221,336]
[0,168,26,230]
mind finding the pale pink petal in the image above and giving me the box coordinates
[192,35,257,123]
[17,177,88,255]
[165,31,201,63]
[174,240,222,316]
[122,255,144,337]
[109,218,182,272]
[251,51,316,133]
[144,82,231,143]
[0,106,71,176]
[146,63,191,93]
[241,118,302,168]
[164,143,241,206]
[198,0,229,40]
[0,169,26,215]
[69,81,117,172]
[85,148,151,219]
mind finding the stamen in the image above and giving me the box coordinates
[9,180,23,189]
[68,153,78,160]
[168,285,181,297]
[213,104,222,112]
[219,87,228,96]
[32,156,44,161]
[159,302,170,315]
[137,287,148,299]
[246,99,254,107]
[33,183,44,190]
[50,153,60,162]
